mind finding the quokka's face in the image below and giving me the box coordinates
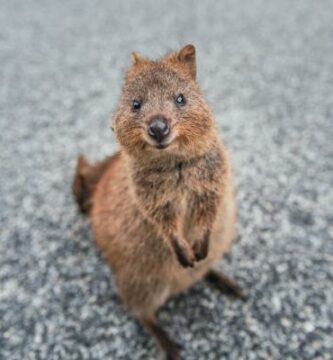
[113,45,214,158]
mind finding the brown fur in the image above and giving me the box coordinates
[72,45,243,359]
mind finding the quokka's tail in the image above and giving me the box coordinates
[72,152,119,214]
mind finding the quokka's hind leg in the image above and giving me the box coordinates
[140,315,181,360]
[72,155,93,214]
[205,269,247,300]
[72,152,120,214]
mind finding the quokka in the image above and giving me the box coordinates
[73,44,245,360]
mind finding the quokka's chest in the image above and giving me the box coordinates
[133,158,217,203]
[156,164,201,196]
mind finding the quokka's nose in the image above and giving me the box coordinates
[148,117,170,143]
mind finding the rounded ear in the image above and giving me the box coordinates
[177,44,196,79]
[130,51,145,66]
[178,44,196,63]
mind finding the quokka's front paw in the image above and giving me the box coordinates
[170,235,196,268]
[192,229,210,262]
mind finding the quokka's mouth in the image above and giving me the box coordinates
[155,143,169,150]
[144,132,176,150]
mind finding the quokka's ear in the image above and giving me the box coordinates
[130,51,146,66]
[175,44,196,79]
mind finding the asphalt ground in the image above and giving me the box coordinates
[1,1,333,359]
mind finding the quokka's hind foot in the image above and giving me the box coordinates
[205,269,247,300]
[141,316,182,360]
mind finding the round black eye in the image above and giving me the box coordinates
[175,94,186,106]
[132,99,141,111]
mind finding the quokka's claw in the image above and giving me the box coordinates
[170,235,196,268]
[193,230,210,262]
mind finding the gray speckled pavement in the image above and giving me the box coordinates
[1,1,333,359]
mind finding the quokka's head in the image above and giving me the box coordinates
[113,45,215,159]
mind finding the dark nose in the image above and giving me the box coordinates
[148,117,170,143]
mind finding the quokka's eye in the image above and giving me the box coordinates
[132,99,141,111]
[175,94,186,106]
